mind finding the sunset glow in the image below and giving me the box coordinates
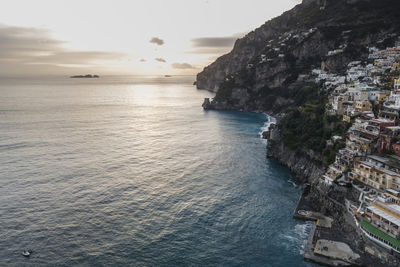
[0,0,301,76]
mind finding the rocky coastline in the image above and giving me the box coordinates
[202,98,325,184]
[197,0,400,265]
[204,100,400,266]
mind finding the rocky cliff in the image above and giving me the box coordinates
[197,0,400,113]
[266,127,325,183]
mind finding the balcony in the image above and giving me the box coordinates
[348,172,358,179]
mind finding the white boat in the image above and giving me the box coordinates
[22,250,30,257]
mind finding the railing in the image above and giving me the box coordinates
[370,221,400,239]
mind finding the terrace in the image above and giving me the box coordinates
[360,218,400,252]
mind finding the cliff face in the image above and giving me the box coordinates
[267,137,325,183]
[196,2,305,92]
[197,0,400,113]
[197,0,400,179]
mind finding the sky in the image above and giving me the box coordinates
[0,0,302,76]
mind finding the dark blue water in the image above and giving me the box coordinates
[0,76,314,266]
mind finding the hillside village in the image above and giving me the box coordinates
[198,0,400,264]
[206,30,400,262]
[310,39,400,255]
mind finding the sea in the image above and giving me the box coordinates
[0,75,315,266]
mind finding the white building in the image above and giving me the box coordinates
[346,88,369,101]
[347,66,367,81]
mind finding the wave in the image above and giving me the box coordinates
[258,114,276,138]
[296,222,313,255]
[0,142,31,151]
[280,221,313,255]
[287,179,299,188]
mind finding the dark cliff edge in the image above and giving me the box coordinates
[197,0,400,265]
[266,128,325,183]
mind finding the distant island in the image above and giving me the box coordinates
[164,75,172,77]
[70,74,99,78]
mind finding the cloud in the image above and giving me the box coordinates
[185,47,232,55]
[155,58,166,63]
[29,51,126,65]
[149,37,164,46]
[171,62,194,69]
[191,36,237,47]
[0,24,127,75]
[0,25,63,58]
[186,34,243,55]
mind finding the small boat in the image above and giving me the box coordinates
[22,250,30,257]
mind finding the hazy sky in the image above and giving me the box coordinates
[0,0,301,76]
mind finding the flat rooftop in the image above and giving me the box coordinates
[368,155,400,170]
[369,204,400,226]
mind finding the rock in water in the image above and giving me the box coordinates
[202,98,211,109]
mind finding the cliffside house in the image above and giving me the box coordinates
[368,91,387,103]
[395,77,400,90]
[349,118,394,140]
[392,63,400,72]
[348,130,375,154]
[349,155,400,192]
[347,66,367,81]
[377,126,400,155]
[323,164,343,185]
[330,94,351,115]
[360,201,400,253]
[327,49,344,56]
[380,89,400,119]
[355,100,372,113]
[393,141,400,157]
[347,88,369,102]
[337,147,358,169]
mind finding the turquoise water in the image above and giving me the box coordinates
[0,76,314,266]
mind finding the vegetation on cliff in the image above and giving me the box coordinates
[278,94,349,166]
